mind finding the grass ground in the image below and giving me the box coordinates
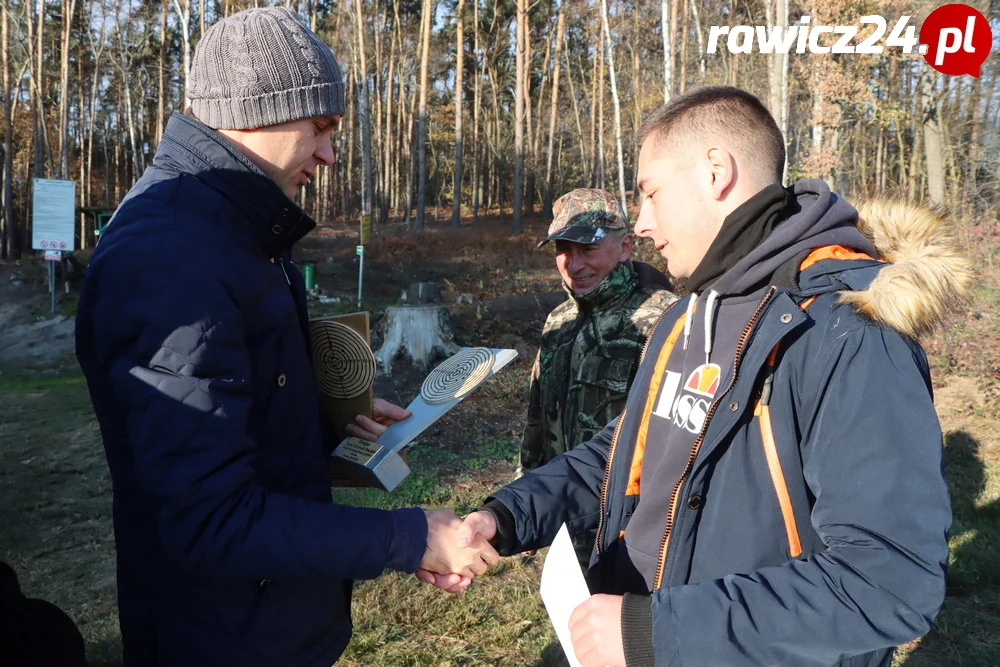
[1,212,998,666]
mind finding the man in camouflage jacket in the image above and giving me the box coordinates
[520,189,678,477]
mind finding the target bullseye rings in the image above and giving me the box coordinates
[310,321,376,399]
[420,347,495,404]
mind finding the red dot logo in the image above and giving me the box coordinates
[920,4,992,78]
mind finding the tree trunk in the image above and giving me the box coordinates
[31,0,44,180]
[679,0,688,94]
[588,30,599,187]
[172,0,192,107]
[565,46,588,183]
[353,0,374,220]
[968,76,980,185]
[768,0,784,120]
[669,0,679,94]
[1,2,13,259]
[472,0,481,224]
[908,88,921,196]
[405,79,418,229]
[599,0,627,212]
[345,81,354,217]
[896,118,907,191]
[512,0,525,234]
[415,0,433,231]
[523,7,535,219]
[778,0,789,183]
[371,5,384,218]
[661,0,671,102]
[523,4,533,213]
[596,31,606,189]
[729,0,738,86]
[451,0,465,228]
[857,119,867,196]
[542,3,564,218]
[631,7,640,157]
[532,5,552,159]
[921,71,945,204]
[357,71,372,222]
[58,0,77,180]
[122,69,141,184]
[157,0,167,144]
[381,1,400,224]
[689,0,706,82]
[77,54,86,246]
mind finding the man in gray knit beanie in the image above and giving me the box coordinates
[188,5,346,198]
[190,7,345,130]
[76,7,497,667]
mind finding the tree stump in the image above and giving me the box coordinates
[375,283,459,375]
[406,282,443,305]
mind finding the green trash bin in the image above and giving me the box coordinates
[301,262,316,291]
[96,213,113,237]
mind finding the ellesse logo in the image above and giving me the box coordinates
[653,363,722,434]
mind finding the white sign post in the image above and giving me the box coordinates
[32,178,76,315]
[356,244,364,307]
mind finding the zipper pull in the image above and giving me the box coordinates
[277,256,291,286]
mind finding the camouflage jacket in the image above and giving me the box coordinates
[519,260,678,472]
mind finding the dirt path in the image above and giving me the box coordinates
[0,264,78,369]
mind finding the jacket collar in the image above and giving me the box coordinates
[155,113,316,255]
[563,261,637,312]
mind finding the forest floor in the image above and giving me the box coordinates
[1,211,998,666]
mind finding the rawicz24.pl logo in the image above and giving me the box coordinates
[708,3,992,77]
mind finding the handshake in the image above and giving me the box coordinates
[415,509,500,594]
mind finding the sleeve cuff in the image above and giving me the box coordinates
[481,499,518,556]
[622,593,655,667]
[385,507,428,573]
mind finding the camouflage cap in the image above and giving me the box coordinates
[538,189,628,248]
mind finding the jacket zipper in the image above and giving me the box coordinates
[277,256,292,286]
[651,286,776,590]
[595,304,673,556]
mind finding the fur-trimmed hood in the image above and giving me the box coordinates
[839,200,974,339]
[708,179,972,340]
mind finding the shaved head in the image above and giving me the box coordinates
[637,86,785,190]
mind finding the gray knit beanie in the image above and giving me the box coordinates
[189,7,345,130]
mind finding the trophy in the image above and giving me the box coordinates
[310,314,516,491]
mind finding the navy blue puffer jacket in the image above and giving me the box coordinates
[76,113,427,667]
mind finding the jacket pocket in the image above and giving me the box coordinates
[577,355,632,430]
[240,578,350,664]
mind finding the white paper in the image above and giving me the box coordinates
[539,523,591,667]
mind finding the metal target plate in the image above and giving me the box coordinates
[310,321,376,399]
[420,347,496,404]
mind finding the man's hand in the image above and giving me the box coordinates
[569,594,626,667]
[419,509,499,580]
[414,569,472,594]
[415,511,499,594]
[455,510,497,547]
[346,398,411,441]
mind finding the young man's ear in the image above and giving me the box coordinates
[706,147,735,201]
